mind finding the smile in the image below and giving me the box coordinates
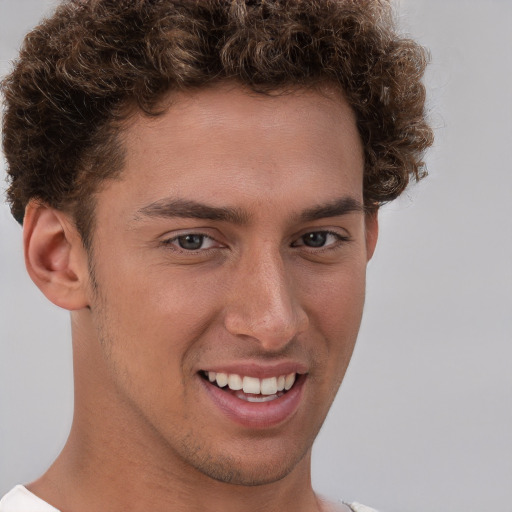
[203,371,297,402]
[199,368,306,427]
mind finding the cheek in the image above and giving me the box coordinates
[92,258,224,368]
[303,261,367,338]
[89,269,215,425]
[301,261,367,391]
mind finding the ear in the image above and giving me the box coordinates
[365,210,379,261]
[24,200,90,310]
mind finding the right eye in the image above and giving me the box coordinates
[163,233,220,252]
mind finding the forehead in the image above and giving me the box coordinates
[138,82,358,134]
[102,83,364,220]
[130,82,359,138]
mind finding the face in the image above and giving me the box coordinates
[80,84,377,486]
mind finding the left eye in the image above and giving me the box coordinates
[293,231,345,248]
[167,234,218,251]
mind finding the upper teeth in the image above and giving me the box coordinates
[206,371,296,395]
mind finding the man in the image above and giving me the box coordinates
[0,1,432,511]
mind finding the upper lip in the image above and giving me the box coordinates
[199,360,308,379]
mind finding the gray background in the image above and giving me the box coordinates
[1,1,511,511]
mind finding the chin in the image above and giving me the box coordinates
[195,457,300,487]
[179,437,312,487]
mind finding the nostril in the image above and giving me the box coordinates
[224,310,308,351]
[223,261,308,347]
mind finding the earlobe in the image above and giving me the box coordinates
[24,201,90,311]
[365,211,379,261]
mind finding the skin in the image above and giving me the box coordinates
[23,83,377,512]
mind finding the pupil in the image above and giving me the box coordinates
[178,234,203,250]
[304,232,326,247]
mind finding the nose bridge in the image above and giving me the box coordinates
[224,245,307,349]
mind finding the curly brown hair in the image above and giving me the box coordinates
[2,0,433,246]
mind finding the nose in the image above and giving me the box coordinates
[223,249,309,351]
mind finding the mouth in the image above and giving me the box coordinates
[198,368,307,428]
[200,370,300,403]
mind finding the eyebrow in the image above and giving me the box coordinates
[298,196,366,222]
[134,195,365,224]
[135,198,249,224]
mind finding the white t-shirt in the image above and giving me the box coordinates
[0,486,59,512]
[0,485,379,512]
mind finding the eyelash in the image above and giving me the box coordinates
[161,230,351,253]
[292,230,351,251]
[161,232,220,253]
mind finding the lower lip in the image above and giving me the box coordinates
[200,375,306,429]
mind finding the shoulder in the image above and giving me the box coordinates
[319,497,380,512]
[0,486,60,512]
[345,503,380,512]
